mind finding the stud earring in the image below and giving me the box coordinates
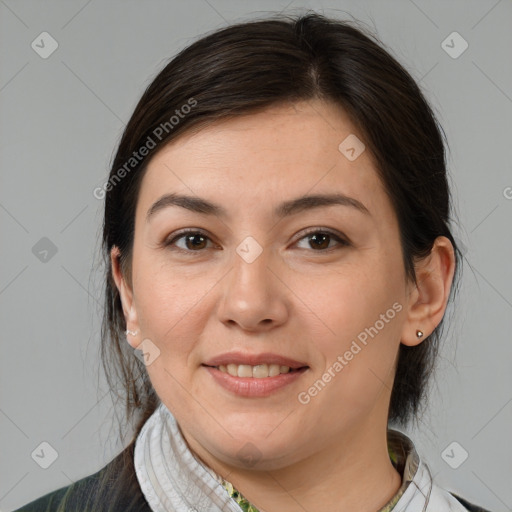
[125,329,139,336]
[416,330,424,338]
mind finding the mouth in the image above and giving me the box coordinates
[203,351,308,371]
[202,363,309,378]
[201,352,309,396]
[202,363,309,397]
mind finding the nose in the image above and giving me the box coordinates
[216,244,289,332]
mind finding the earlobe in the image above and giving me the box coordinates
[400,236,456,347]
[110,246,140,348]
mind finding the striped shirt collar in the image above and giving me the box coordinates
[134,401,469,512]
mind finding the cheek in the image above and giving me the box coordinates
[309,261,403,343]
[303,261,404,399]
[133,264,209,417]
[132,260,210,357]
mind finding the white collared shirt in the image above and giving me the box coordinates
[134,401,476,512]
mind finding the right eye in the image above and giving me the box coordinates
[164,229,216,254]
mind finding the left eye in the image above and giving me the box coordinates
[164,229,349,254]
[295,230,349,251]
[166,230,213,252]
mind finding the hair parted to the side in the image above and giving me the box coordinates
[97,12,461,505]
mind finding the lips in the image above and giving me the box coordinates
[202,351,310,396]
[203,365,309,397]
[203,351,308,369]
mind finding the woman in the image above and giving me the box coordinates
[15,12,492,512]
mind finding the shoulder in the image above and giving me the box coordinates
[12,471,100,512]
[449,491,494,512]
[12,441,152,512]
[419,469,493,512]
[388,429,493,512]
[424,477,493,512]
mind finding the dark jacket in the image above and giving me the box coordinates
[13,441,151,512]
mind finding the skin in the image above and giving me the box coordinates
[111,99,455,512]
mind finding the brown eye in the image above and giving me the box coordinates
[308,233,331,250]
[183,233,208,250]
[165,230,213,253]
[164,228,349,255]
[296,229,349,251]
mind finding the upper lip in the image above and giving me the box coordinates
[203,351,308,369]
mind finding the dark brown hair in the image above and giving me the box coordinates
[97,12,460,507]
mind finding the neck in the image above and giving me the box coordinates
[182,410,402,512]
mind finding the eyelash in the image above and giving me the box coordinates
[163,227,350,256]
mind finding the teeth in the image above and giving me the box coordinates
[237,364,253,378]
[217,363,293,378]
[251,364,267,378]
[268,364,281,377]
[226,364,238,377]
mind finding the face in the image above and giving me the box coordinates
[114,99,420,471]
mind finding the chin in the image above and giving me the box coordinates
[208,430,304,469]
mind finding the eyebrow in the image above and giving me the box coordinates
[146,192,370,223]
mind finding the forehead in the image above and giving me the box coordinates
[136,100,388,222]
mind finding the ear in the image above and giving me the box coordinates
[111,246,140,349]
[400,236,456,347]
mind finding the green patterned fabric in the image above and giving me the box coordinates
[221,480,261,512]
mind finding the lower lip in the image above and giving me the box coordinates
[203,365,308,397]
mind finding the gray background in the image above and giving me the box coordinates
[1,1,511,511]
